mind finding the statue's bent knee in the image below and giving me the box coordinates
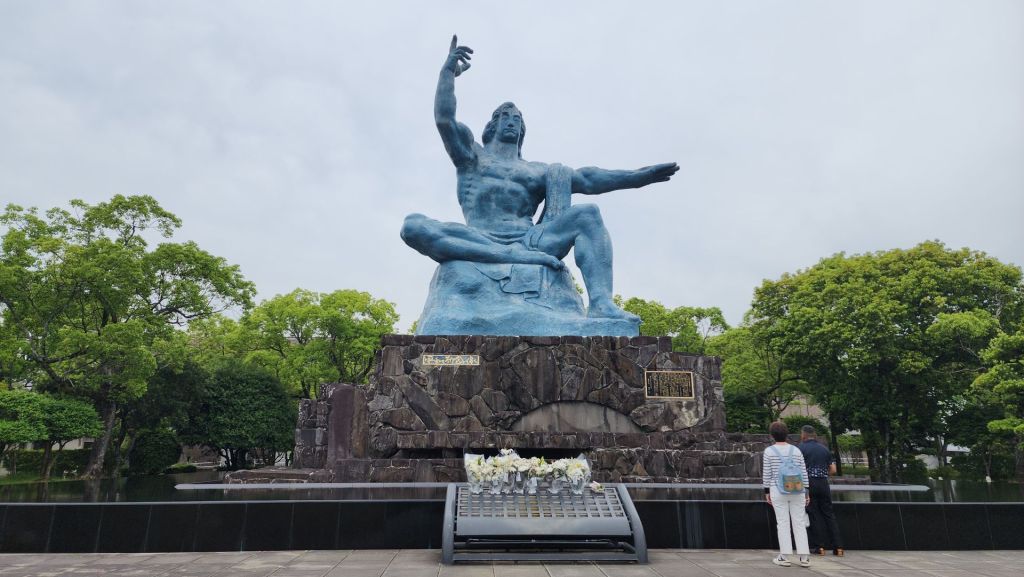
[574,204,605,228]
[400,213,432,248]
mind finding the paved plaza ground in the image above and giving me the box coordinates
[0,549,1020,577]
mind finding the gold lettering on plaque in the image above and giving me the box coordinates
[644,370,695,399]
[421,354,480,367]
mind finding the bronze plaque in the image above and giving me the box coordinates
[644,370,695,399]
[422,354,480,367]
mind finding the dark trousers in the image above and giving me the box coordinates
[807,477,844,549]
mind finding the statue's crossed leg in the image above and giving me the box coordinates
[401,205,638,321]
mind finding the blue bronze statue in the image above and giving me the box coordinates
[402,36,679,336]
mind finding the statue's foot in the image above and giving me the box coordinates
[587,298,641,322]
[506,246,565,270]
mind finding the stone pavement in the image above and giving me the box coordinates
[0,549,1021,577]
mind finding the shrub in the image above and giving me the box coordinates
[837,434,865,451]
[899,458,929,484]
[128,429,181,476]
[782,415,829,438]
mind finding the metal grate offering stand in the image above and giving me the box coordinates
[442,484,647,564]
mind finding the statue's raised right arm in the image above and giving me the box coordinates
[435,36,476,168]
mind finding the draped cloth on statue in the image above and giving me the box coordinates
[471,163,573,302]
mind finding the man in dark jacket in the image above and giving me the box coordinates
[798,425,845,556]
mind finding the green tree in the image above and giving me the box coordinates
[0,389,47,465]
[39,396,102,480]
[182,360,294,470]
[972,328,1024,478]
[706,325,805,425]
[749,241,1023,481]
[619,297,729,353]
[0,318,32,390]
[243,289,398,397]
[946,393,1016,480]
[0,195,255,478]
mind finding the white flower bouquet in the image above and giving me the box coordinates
[462,450,592,495]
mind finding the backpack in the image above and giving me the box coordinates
[770,444,804,494]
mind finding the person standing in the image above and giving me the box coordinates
[763,420,811,567]
[798,425,845,556]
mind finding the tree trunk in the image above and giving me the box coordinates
[121,435,137,474]
[40,443,55,481]
[828,421,843,476]
[110,416,129,477]
[228,448,248,470]
[878,421,892,483]
[216,448,229,469]
[82,400,117,480]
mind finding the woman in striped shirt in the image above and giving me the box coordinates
[763,420,811,567]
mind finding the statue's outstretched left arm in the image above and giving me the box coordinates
[571,162,679,195]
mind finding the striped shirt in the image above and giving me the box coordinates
[762,443,809,492]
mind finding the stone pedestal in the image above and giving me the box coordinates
[293,335,765,483]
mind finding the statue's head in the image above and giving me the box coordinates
[482,102,525,156]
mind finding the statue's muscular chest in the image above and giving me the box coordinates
[457,157,545,218]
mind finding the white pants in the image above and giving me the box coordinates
[770,486,810,556]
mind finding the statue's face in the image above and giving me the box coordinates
[497,107,523,144]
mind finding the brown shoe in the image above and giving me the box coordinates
[815,548,826,556]
[834,548,845,557]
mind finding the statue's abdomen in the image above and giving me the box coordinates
[460,177,537,232]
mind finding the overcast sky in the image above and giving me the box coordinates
[2,1,1022,332]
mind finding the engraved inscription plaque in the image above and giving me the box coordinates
[422,354,481,367]
[644,370,695,399]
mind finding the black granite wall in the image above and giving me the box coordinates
[2,500,1021,553]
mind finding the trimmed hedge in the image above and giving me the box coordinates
[1,449,90,478]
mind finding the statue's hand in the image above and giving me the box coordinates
[641,162,680,185]
[444,35,473,77]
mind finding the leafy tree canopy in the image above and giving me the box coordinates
[241,288,398,397]
[181,359,294,470]
[44,396,102,445]
[618,297,728,354]
[0,195,255,477]
[972,328,1024,476]
[0,389,48,458]
[706,325,806,425]
[749,241,1023,481]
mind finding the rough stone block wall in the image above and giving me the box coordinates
[291,335,769,483]
[365,335,725,460]
[292,398,328,469]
